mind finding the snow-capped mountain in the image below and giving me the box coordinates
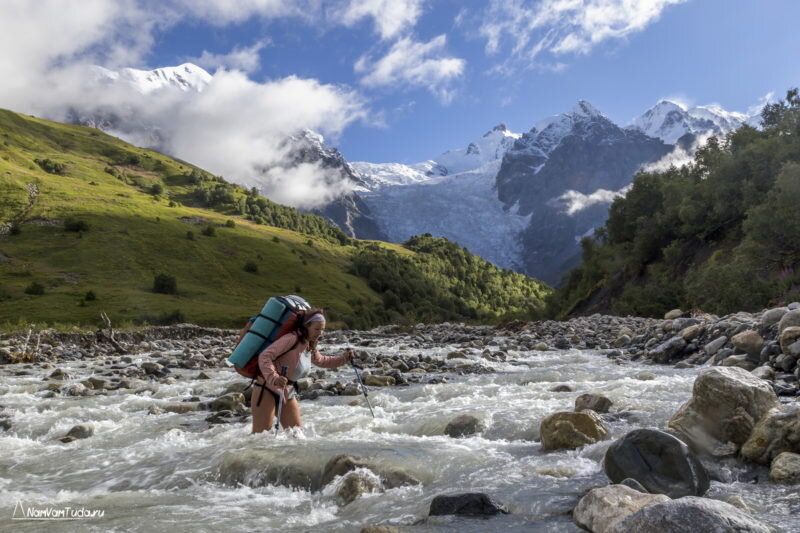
[351,123,520,191]
[90,63,212,94]
[629,100,749,144]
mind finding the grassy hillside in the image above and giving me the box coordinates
[549,89,800,318]
[0,109,549,330]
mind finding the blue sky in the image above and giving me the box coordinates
[138,0,800,164]
[2,0,799,171]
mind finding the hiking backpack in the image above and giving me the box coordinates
[227,295,311,380]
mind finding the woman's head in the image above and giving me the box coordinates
[298,309,325,345]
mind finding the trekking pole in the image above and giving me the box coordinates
[274,365,289,434]
[350,351,375,418]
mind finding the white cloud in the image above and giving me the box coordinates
[331,0,425,40]
[187,41,269,73]
[355,35,465,103]
[549,187,627,215]
[478,0,688,71]
[0,0,368,210]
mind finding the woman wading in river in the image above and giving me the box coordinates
[249,310,354,433]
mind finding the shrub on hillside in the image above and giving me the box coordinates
[225,219,236,228]
[34,158,66,175]
[150,183,164,195]
[24,282,45,295]
[244,261,258,273]
[186,231,195,240]
[153,274,177,295]
[64,218,89,232]
[201,225,216,237]
[84,290,97,301]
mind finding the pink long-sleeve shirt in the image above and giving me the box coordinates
[256,332,348,398]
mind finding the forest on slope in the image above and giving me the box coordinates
[550,89,800,318]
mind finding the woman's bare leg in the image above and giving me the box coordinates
[279,398,303,429]
[251,381,277,434]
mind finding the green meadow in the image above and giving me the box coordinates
[0,109,548,331]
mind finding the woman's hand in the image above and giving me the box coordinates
[274,375,288,388]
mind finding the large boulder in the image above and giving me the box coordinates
[740,405,800,464]
[649,336,686,364]
[610,496,773,533]
[428,493,508,516]
[575,393,613,414]
[574,485,669,533]
[667,367,778,455]
[731,330,764,357]
[664,309,684,320]
[603,429,709,498]
[769,451,800,484]
[444,414,485,438]
[540,411,608,452]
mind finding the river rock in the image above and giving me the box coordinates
[141,362,164,375]
[360,527,399,533]
[751,366,775,380]
[163,403,199,414]
[209,392,245,412]
[704,336,728,356]
[769,451,800,483]
[540,411,608,451]
[665,309,684,320]
[321,455,369,487]
[550,384,573,392]
[337,470,381,505]
[444,414,485,438]
[731,330,764,357]
[573,485,669,533]
[721,354,757,371]
[61,383,89,396]
[740,404,800,464]
[428,493,509,517]
[223,381,253,403]
[762,307,788,329]
[604,429,709,498]
[575,393,613,414]
[60,423,94,443]
[446,351,467,359]
[778,309,800,333]
[381,467,421,489]
[218,450,318,490]
[533,342,549,351]
[610,496,773,533]
[649,336,686,364]
[364,375,395,387]
[680,324,703,342]
[667,367,778,455]
[779,327,800,356]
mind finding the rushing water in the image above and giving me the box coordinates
[0,337,798,532]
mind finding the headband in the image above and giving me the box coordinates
[304,314,326,325]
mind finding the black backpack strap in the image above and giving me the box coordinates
[254,336,302,408]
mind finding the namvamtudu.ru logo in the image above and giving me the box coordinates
[12,500,105,520]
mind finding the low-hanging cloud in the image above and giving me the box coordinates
[0,0,372,210]
[549,187,628,216]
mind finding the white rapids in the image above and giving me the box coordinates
[0,336,797,532]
